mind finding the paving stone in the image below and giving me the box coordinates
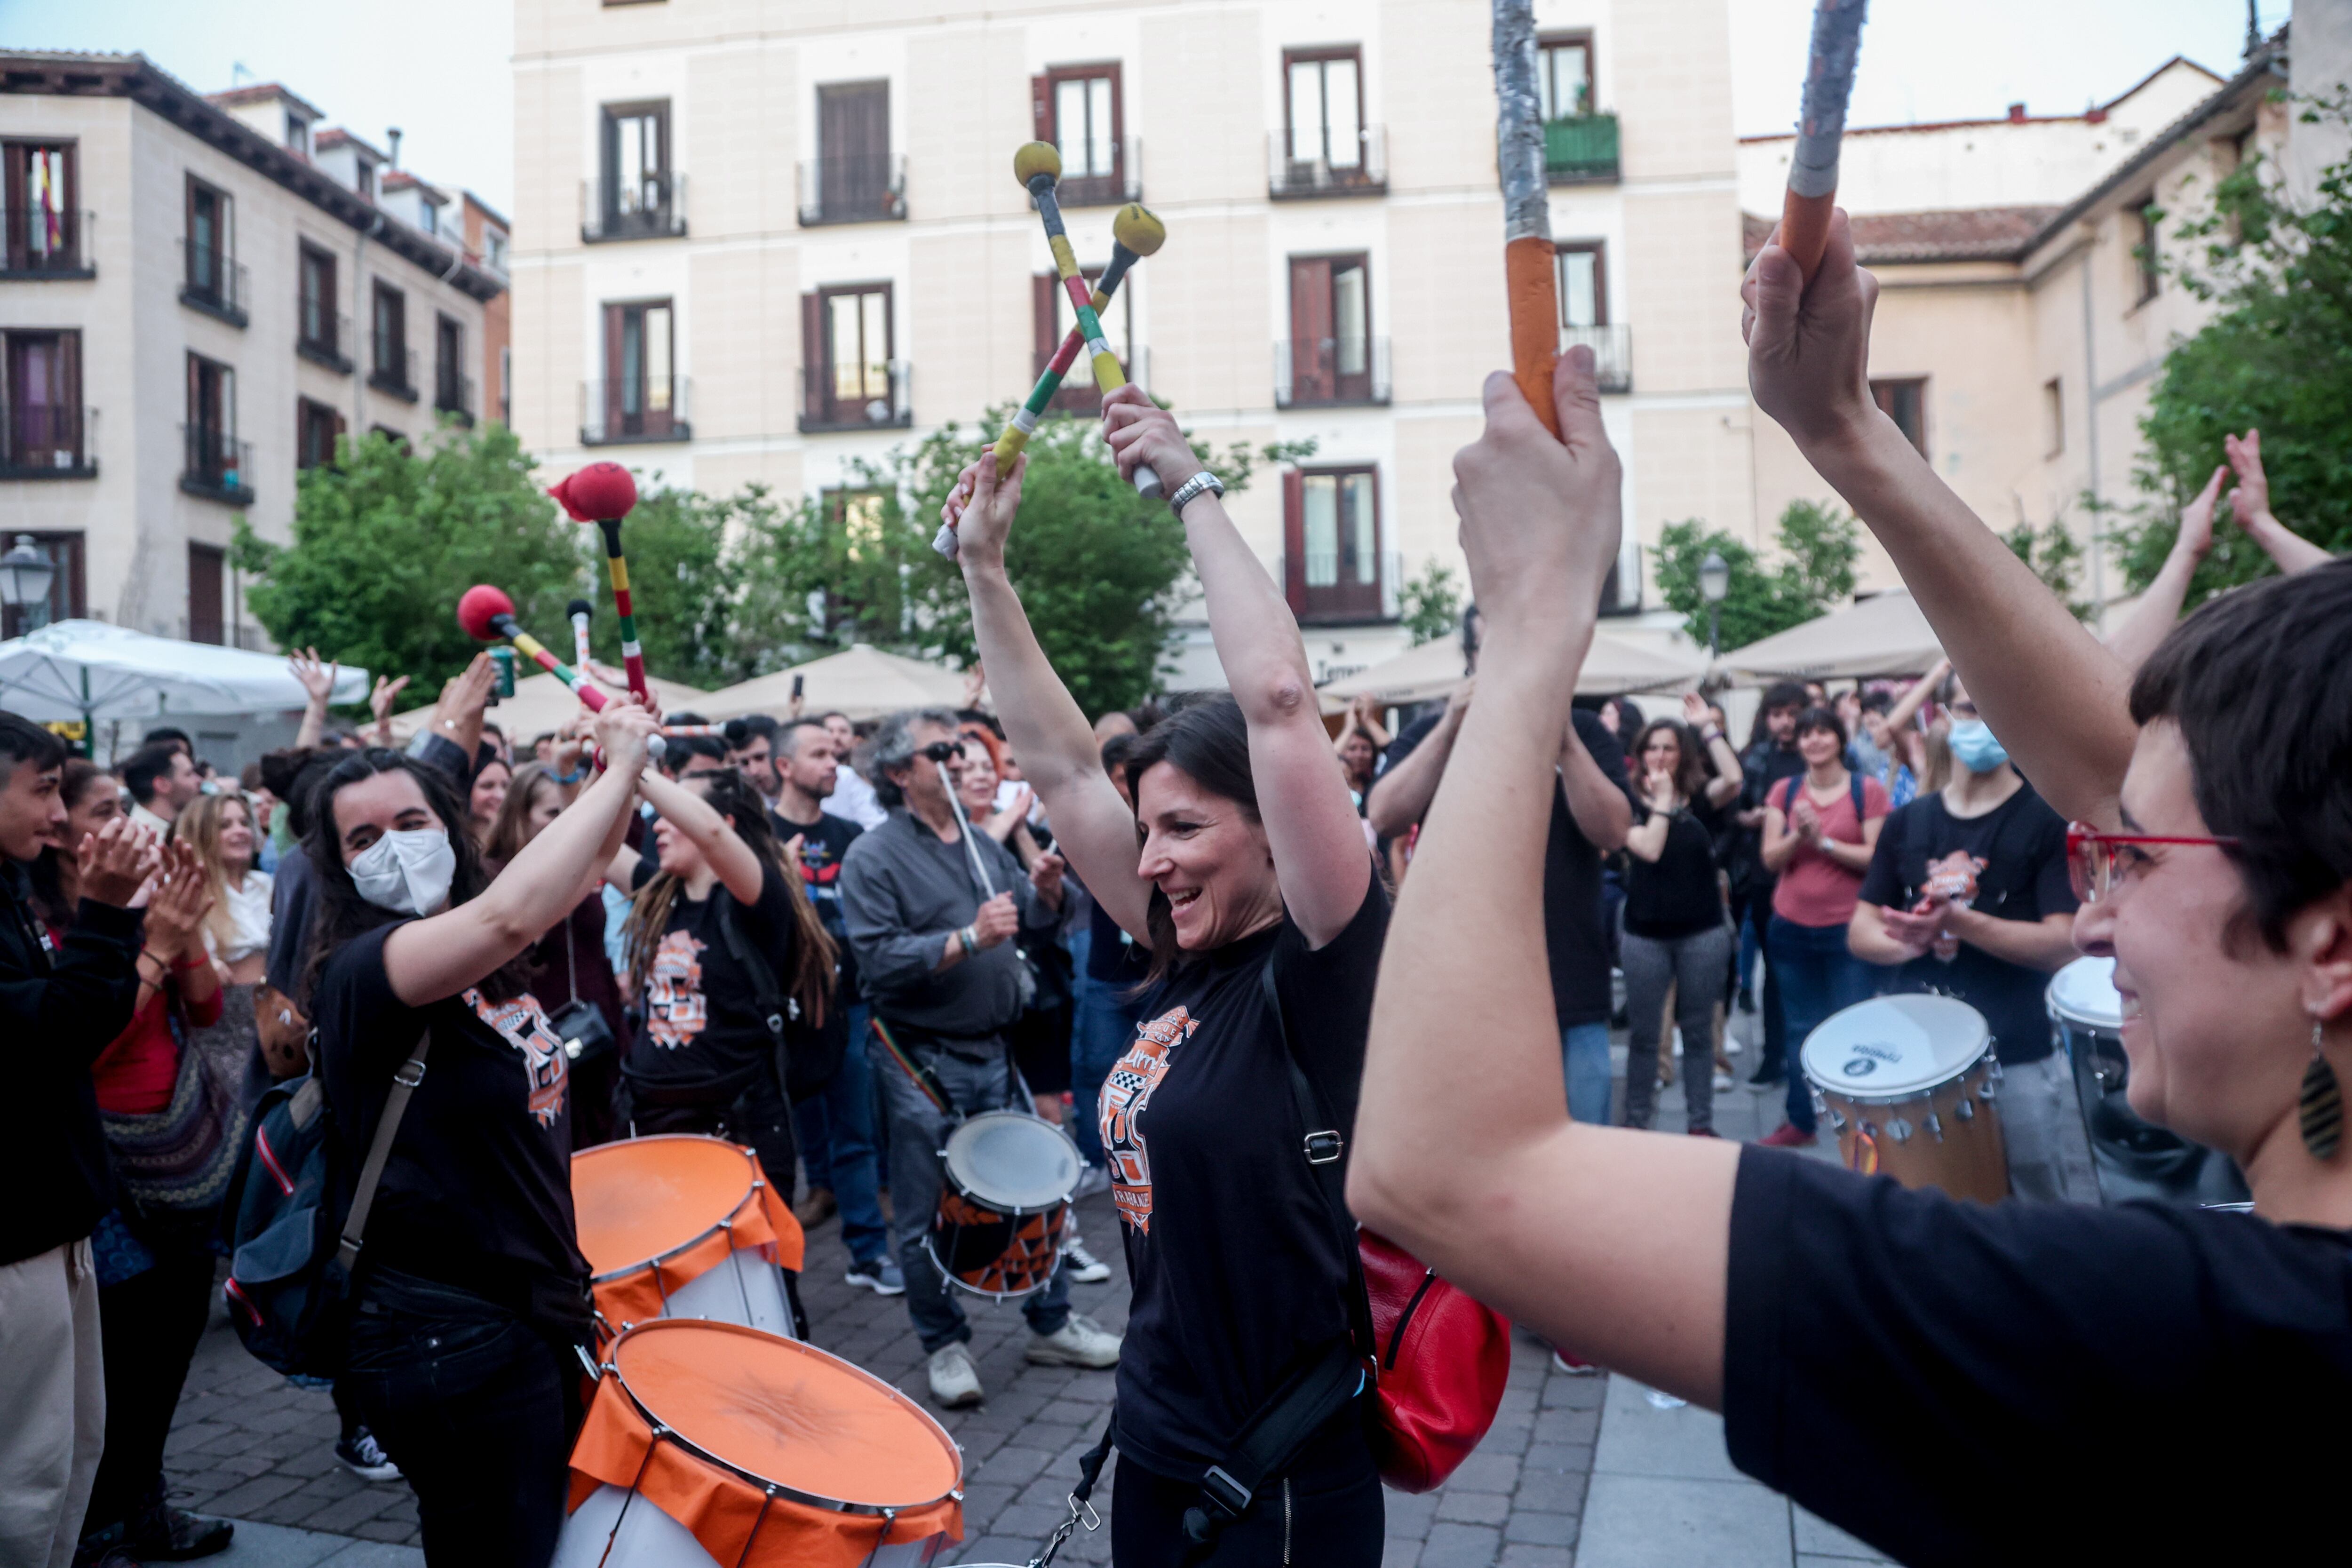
[1504,1510,1581,1546]
[1497,1545,1573,1567]
[1420,1521,1505,1568]
[1435,1489,1512,1525]
[1446,1450,1524,1495]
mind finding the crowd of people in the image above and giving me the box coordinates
[4,202,2347,1568]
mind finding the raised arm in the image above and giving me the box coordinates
[1683,692,1745,808]
[1103,385,1369,944]
[289,648,338,750]
[1365,681,1473,838]
[2107,468,2222,672]
[636,767,763,906]
[948,449,1152,943]
[381,701,658,1006]
[1349,357,1739,1407]
[2225,429,2335,574]
[1559,719,1631,852]
[1745,213,2136,827]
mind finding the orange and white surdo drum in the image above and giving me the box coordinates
[571,1135,804,1346]
[555,1320,965,1568]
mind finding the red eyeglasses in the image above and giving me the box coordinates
[2066,822,2241,903]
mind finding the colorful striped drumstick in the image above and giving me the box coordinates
[457,585,609,711]
[933,202,1168,557]
[568,598,594,672]
[1017,141,1160,502]
[1492,0,1562,438]
[659,725,723,738]
[1780,0,1869,281]
[548,464,663,757]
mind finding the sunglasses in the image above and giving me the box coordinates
[916,740,963,764]
[2065,821,2240,903]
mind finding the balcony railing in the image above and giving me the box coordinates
[1049,137,1144,208]
[1279,550,1399,625]
[1560,323,1632,394]
[2,207,95,279]
[1268,126,1387,199]
[179,240,249,327]
[180,425,254,506]
[1031,344,1149,414]
[437,369,476,426]
[299,310,354,373]
[1544,115,1621,183]
[800,362,912,432]
[0,404,96,478]
[370,342,419,401]
[1275,337,1391,408]
[797,155,908,226]
[581,173,689,242]
[581,377,693,445]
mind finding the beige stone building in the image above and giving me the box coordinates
[509,0,1756,686]
[0,54,502,653]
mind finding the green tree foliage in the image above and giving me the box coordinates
[1653,500,1863,650]
[2119,101,2352,603]
[581,483,811,687]
[231,423,584,698]
[1399,561,1464,647]
[2002,517,2092,621]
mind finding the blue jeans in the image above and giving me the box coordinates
[1767,915,1873,1133]
[1563,1021,1613,1126]
[788,1003,888,1265]
[1070,972,1147,1167]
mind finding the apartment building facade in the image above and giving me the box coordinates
[0,55,503,650]
[510,0,1754,686]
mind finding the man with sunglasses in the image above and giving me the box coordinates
[1847,675,2084,1199]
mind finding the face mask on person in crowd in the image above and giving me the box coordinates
[1948,720,2010,775]
[349,827,457,915]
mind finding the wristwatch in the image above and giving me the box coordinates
[1165,470,1225,512]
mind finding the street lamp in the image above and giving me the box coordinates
[0,534,56,635]
[1699,549,1730,660]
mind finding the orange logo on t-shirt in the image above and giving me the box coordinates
[643,930,708,1050]
[463,987,569,1129]
[1099,1005,1198,1236]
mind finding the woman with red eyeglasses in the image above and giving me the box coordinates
[1344,221,2352,1568]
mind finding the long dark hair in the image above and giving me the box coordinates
[622,767,839,1025]
[28,758,108,930]
[1629,719,1709,804]
[299,748,530,1012]
[1120,694,1261,984]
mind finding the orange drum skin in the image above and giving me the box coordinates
[561,1320,962,1568]
[571,1136,804,1344]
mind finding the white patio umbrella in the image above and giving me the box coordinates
[1717,590,1943,681]
[0,620,369,729]
[698,645,970,723]
[384,668,713,744]
[1320,630,1705,706]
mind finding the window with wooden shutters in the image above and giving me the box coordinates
[297,397,345,470]
[1034,65,1124,206]
[298,245,342,364]
[810,82,898,224]
[599,300,679,441]
[371,281,411,396]
[801,284,901,430]
[596,102,677,239]
[1282,255,1381,406]
[188,544,225,645]
[183,352,250,502]
[1282,466,1385,622]
[2,140,86,276]
[1274,48,1381,194]
[183,176,244,323]
[0,530,83,636]
[436,314,469,420]
[2,329,87,474]
[1033,267,1131,413]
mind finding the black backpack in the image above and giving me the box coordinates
[713,896,846,1103]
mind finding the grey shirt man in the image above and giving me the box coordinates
[840,808,1056,1041]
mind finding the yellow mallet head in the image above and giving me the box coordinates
[1013,140,1063,191]
[1112,203,1167,258]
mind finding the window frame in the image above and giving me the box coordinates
[815,280,896,422]
[370,280,411,395]
[187,543,227,646]
[1554,240,1608,328]
[1870,377,1928,458]
[1,327,88,474]
[1283,462,1387,624]
[811,80,897,225]
[1281,46,1367,169]
[2042,377,2065,459]
[600,297,682,441]
[600,99,673,230]
[296,395,345,470]
[1040,63,1124,202]
[298,243,339,359]
[2,139,84,275]
[1536,32,1596,120]
[435,312,467,416]
[2130,193,2162,306]
[1285,251,1378,406]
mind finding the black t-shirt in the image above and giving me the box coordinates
[1102,881,1388,1480]
[315,923,589,1330]
[1856,785,2075,1064]
[622,858,800,1098]
[1725,1146,2352,1565]
[1383,708,1631,1027]
[778,807,862,1003]
[1085,885,1151,987]
[1623,796,1725,940]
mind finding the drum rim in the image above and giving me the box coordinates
[921,1216,1068,1302]
[573,1134,768,1285]
[604,1319,964,1515]
[939,1110,1084,1217]
[1800,994,1993,1104]
[2046,956,2124,1032]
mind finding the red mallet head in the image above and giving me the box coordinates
[549,462,638,523]
[457,584,521,642]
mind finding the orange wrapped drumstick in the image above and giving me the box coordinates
[1780,0,1870,282]
[1490,0,1561,438]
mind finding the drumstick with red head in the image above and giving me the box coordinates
[549,463,649,704]
[457,585,607,711]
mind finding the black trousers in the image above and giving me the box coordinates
[85,1246,216,1535]
[342,1269,582,1568]
[1110,1413,1384,1568]
[618,1059,798,1208]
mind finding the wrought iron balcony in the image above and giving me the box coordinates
[799,362,911,432]
[2,207,94,279]
[370,342,419,402]
[0,404,96,479]
[437,368,476,426]
[582,173,688,243]
[1275,337,1391,408]
[1278,550,1399,625]
[179,240,248,327]
[1268,125,1387,199]
[1544,115,1621,184]
[581,377,692,445]
[1049,136,1144,209]
[797,155,908,226]
[299,310,354,373]
[181,425,254,505]
[1559,323,1632,394]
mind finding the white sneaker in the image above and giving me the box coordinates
[1026,1312,1121,1369]
[1713,1072,1735,1091]
[1064,1237,1112,1284]
[927,1343,984,1408]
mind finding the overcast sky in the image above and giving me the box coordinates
[0,0,2291,215]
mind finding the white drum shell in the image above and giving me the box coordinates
[1800,994,1992,1106]
[554,1484,946,1568]
[624,1250,795,1339]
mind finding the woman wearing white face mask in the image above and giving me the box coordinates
[296,701,658,1568]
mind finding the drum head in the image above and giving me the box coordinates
[1801,995,1990,1099]
[572,1136,759,1278]
[943,1111,1082,1212]
[2048,956,2122,1030]
[611,1321,961,1510]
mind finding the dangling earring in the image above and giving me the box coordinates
[2301,1017,2343,1162]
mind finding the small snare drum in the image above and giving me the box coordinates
[1802,994,2010,1204]
[926,1110,1081,1299]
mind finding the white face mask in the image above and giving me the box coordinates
[348,827,457,916]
